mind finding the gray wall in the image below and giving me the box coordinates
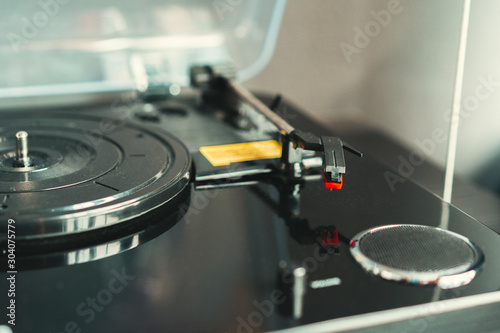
[246,0,500,187]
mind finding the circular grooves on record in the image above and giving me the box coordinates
[350,224,483,288]
[0,112,192,241]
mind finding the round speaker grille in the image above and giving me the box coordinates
[350,225,483,288]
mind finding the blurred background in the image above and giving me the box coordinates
[246,0,500,198]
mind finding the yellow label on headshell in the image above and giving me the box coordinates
[199,140,282,166]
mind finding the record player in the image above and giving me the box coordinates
[2,1,500,333]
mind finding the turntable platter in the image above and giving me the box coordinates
[0,113,191,242]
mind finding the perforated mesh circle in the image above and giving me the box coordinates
[356,225,478,274]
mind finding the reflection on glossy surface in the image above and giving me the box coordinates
[251,181,344,256]
[2,197,188,271]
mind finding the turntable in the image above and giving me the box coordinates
[0,114,191,243]
[2,1,500,333]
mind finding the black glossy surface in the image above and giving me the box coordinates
[1,95,500,332]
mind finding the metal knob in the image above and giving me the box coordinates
[292,267,307,320]
[15,131,30,167]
